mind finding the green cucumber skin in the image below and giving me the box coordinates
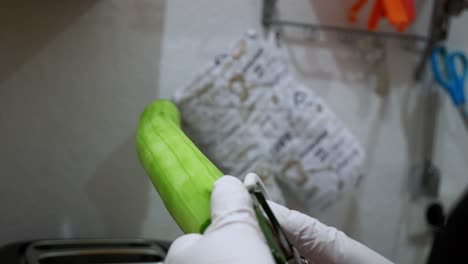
[136,99,223,234]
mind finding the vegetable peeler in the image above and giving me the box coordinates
[244,173,309,264]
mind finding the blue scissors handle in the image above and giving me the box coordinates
[431,46,468,106]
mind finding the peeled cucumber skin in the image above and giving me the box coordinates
[136,99,223,234]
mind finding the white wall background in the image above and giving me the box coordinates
[0,1,467,263]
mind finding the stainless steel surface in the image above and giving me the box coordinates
[414,0,447,80]
[24,239,166,264]
[414,0,468,80]
[422,85,440,164]
[419,77,441,199]
[262,0,428,42]
[261,0,467,81]
[457,105,468,132]
[269,20,428,42]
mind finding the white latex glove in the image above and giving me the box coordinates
[165,175,393,264]
[165,175,274,264]
[269,202,393,264]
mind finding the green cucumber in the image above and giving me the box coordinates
[136,99,287,263]
[136,99,223,233]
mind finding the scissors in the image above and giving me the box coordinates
[431,45,468,130]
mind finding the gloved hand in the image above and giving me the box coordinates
[165,175,274,264]
[165,175,393,264]
[268,202,393,264]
